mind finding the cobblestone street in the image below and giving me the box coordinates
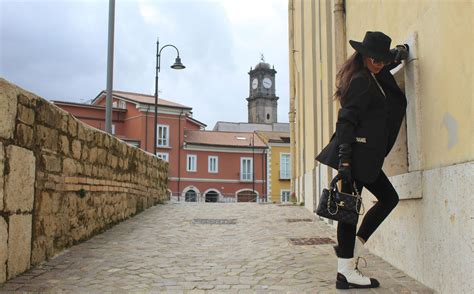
[0,203,433,293]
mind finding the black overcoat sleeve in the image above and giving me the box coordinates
[335,75,371,145]
[385,60,402,71]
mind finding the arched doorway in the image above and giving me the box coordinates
[237,190,257,202]
[205,191,219,203]
[185,190,197,202]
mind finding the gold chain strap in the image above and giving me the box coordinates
[326,179,365,216]
[327,189,339,215]
[352,182,365,215]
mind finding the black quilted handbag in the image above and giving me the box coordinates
[315,175,364,226]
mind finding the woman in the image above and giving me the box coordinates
[316,31,409,289]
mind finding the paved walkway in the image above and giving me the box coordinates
[1,203,433,293]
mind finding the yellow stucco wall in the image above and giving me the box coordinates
[288,0,473,292]
[289,0,339,205]
[268,145,291,203]
[290,0,473,177]
[345,0,473,169]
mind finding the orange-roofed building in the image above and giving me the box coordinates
[54,91,270,202]
[173,130,268,202]
[54,90,206,153]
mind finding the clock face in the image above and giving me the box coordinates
[263,77,272,89]
[252,78,258,89]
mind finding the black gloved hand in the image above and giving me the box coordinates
[390,44,410,63]
[338,143,352,184]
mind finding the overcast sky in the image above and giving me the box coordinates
[0,0,289,129]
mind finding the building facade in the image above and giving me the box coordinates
[54,90,206,153]
[256,131,291,203]
[55,91,269,202]
[288,0,473,292]
[171,130,268,202]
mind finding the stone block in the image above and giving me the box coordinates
[121,144,128,157]
[107,153,118,169]
[78,125,94,142]
[16,123,34,148]
[36,99,62,128]
[97,148,107,165]
[41,154,61,173]
[0,78,19,139]
[7,214,32,279]
[36,125,58,152]
[31,236,51,266]
[63,158,77,175]
[0,142,4,211]
[389,171,423,200]
[0,217,7,283]
[81,145,89,161]
[59,135,69,156]
[111,156,118,169]
[103,135,111,148]
[89,147,98,163]
[68,117,78,137]
[42,215,57,237]
[5,145,35,212]
[17,93,39,108]
[83,163,92,176]
[71,139,82,160]
[17,104,35,125]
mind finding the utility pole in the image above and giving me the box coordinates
[105,0,115,134]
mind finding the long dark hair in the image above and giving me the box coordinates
[333,52,366,104]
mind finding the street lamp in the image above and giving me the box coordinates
[154,38,185,155]
[251,131,255,201]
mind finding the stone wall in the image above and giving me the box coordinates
[0,78,168,283]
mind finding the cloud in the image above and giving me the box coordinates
[0,0,289,127]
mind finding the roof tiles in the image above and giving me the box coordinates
[185,130,267,148]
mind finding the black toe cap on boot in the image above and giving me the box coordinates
[370,278,380,288]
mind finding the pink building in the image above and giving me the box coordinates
[172,130,267,202]
[54,90,205,151]
[54,91,268,202]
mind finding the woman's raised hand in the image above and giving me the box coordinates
[390,44,410,63]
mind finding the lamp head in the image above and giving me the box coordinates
[171,57,185,69]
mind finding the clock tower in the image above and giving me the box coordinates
[247,59,278,123]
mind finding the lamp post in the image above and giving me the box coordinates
[252,131,255,201]
[154,38,185,155]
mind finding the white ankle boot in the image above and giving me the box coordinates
[336,257,379,289]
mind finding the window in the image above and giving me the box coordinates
[208,156,218,173]
[156,152,169,162]
[240,157,253,181]
[187,154,197,172]
[118,100,126,109]
[281,190,291,203]
[111,124,116,135]
[112,101,117,108]
[157,125,169,147]
[185,190,197,202]
[280,153,291,179]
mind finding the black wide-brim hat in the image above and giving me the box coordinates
[349,31,393,62]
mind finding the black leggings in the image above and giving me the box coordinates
[337,170,399,258]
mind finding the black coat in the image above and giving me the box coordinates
[315,63,407,183]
